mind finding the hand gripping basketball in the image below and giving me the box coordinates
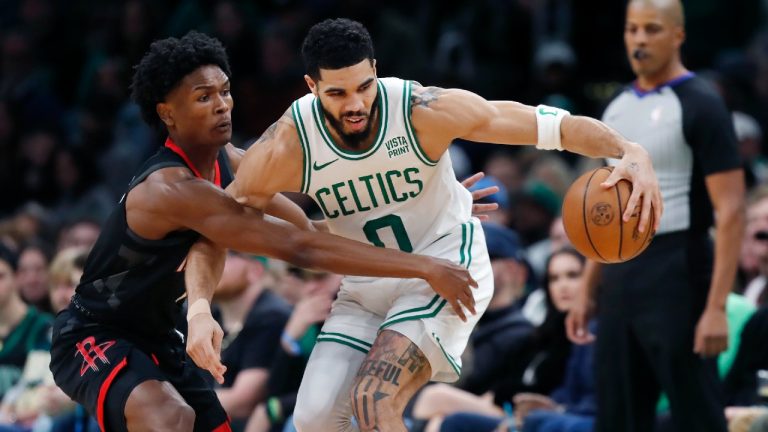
[562,167,656,263]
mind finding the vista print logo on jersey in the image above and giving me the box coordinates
[385,136,410,159]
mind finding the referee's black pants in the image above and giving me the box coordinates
[595,231,727,432]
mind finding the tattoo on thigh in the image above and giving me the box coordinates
[397,343,428,374]
[357,359,403,385]
[352,375,389,430]
[352,332,430,429]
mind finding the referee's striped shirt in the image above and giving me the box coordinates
[603,73,741,236]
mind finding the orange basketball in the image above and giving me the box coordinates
[562,167,654,263]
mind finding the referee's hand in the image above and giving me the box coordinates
[187,313,227,384]
[694,307,729,357]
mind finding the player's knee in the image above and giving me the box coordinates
[126,400,195,431]
[167,403,196,431]
[293,393,337,431]
[125,381,196,431]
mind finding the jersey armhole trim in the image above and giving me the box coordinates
[127,161,187,190]
[403,80,439,167]
[292,100,312,194]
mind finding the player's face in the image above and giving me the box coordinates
[158,65,233,148]
[624,3,684,78]
[547,253,583,312]
[305,59,379,149]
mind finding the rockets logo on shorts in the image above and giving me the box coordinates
[75,336,116,376]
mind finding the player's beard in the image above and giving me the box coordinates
[321,91,380,150]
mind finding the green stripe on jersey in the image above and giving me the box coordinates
[291,101,312,194]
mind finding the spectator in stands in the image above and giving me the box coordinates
[244,266,342,432]
[468,177,511,227]
[55,217,100,252]
[15,241,53,314]
[410,248,585,432]
[743,186,768,306]
[0,243,51,416]
[721,306,768,431]
[214,252,291,424]
[0,246,90,432]
[48,247,87,314]
[458,223,533,394]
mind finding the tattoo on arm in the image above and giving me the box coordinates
[410,86,444,108]
[251,109,293,146]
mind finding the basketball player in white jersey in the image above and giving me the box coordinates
[187,18,662,431]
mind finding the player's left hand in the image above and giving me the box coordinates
[602,142,663,234]
[694,306,729,357]
[187,313,227,384]
[461,172,499,221]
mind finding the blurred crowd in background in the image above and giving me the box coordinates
[3,0,768,431]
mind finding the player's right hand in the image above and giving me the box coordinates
[186,313,227,384]
[426,258,478,322]
[565,295,595,345]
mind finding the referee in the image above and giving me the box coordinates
[566,1,745,432]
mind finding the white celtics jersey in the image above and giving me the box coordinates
[291,77,473,253]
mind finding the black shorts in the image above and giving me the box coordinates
[50,308,230,432]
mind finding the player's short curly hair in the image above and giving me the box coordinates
[130,31,231,130]
[301,18,374,81]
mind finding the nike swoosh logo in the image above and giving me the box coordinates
[313,158,339,171]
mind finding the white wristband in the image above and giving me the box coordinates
[187,298,212,322]
[535,104,570,151]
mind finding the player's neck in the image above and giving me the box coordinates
[636,61,689,91]
[166,136,220,182]
[0,295,28,335]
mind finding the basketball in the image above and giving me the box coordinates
[562,167,654,263]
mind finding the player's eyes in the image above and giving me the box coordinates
[221,89,231,97]
[198,94,210,102]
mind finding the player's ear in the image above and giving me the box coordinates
[372,58,377,76]
[156,103,174,127]
[304,74,317,96]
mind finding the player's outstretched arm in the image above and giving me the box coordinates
[409,84,662,233]
[127,171,477,317]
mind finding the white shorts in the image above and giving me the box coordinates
[316,217,493,382]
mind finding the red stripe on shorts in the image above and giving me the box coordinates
[97,357,128,432]
[212,420,233,432]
